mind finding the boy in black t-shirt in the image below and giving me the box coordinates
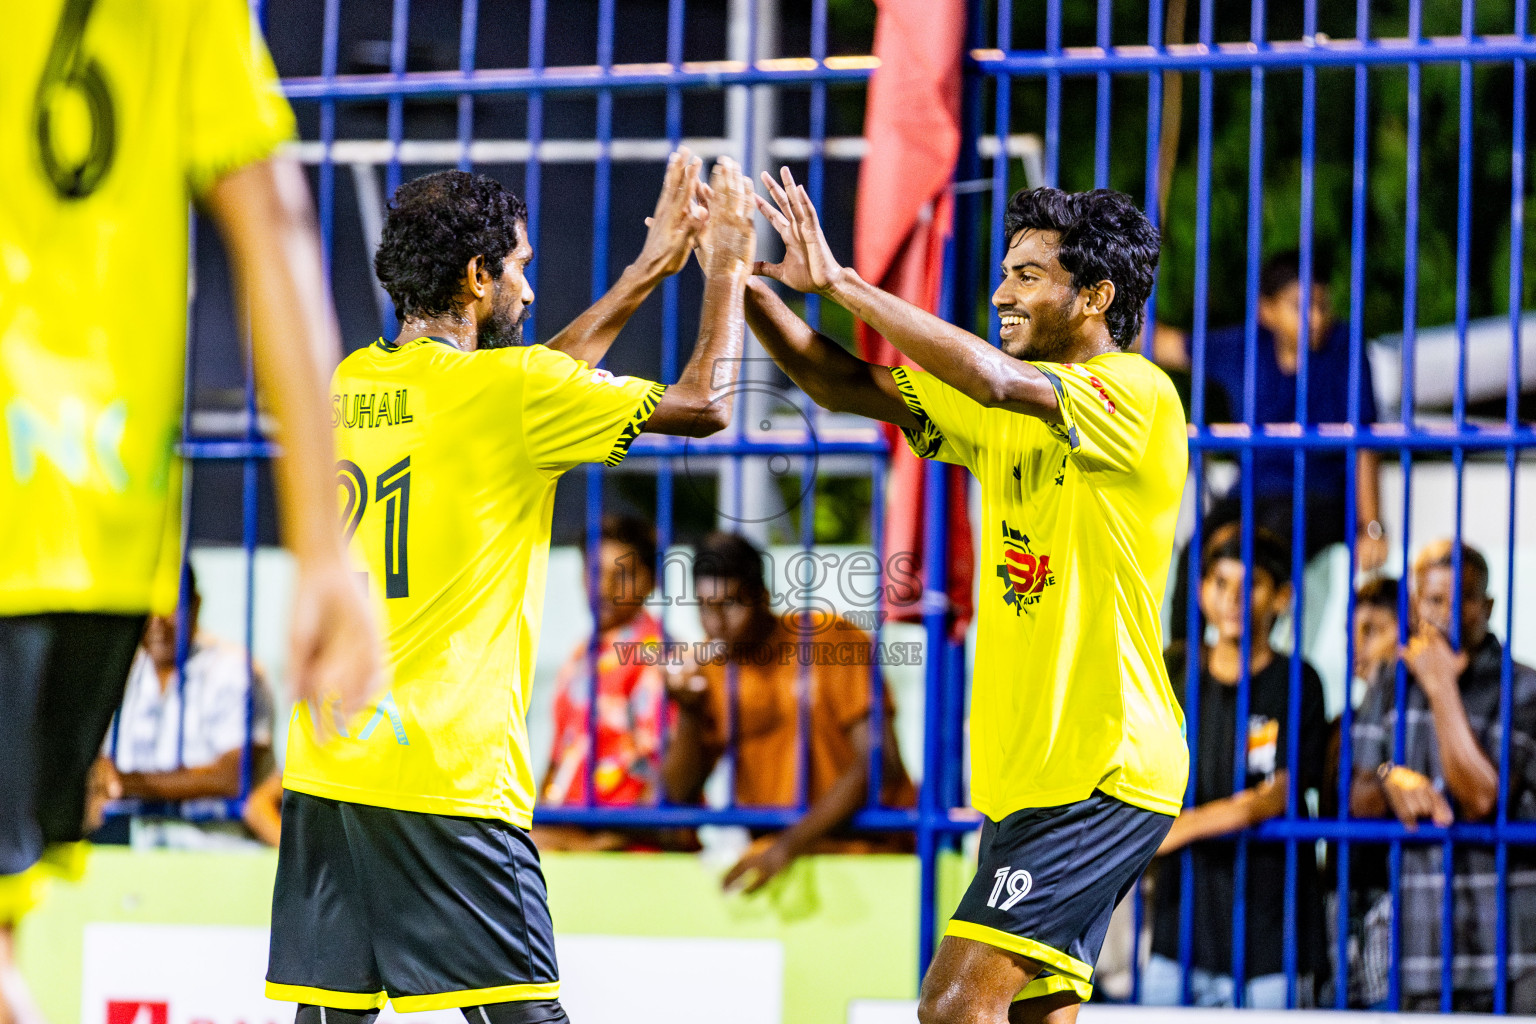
[1143,528,1328,1007]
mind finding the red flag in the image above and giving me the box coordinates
[854,0,973,635]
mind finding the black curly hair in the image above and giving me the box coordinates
[1002,187,1161,350]
[374,171,529,320]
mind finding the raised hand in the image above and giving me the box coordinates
[633,147,707,281]
[754,166,845,295]
[704,157,756,278]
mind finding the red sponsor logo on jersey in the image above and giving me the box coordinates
[997,524,1056,611]
[1062,364,1116,415]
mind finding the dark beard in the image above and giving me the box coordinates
[1015,295,1078,362]
[479,304,531,350]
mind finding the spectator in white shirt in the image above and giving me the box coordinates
[99,568,273,827]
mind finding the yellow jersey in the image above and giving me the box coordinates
[892,352,1189,818]
[0,0,295,616]
[282,337,665,827]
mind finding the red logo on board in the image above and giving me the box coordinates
[107,1002,168,1024]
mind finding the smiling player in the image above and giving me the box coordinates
[743,176,1189,1024]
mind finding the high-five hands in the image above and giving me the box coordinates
[753,166,847,295]
[634,147,708,281]
[702,157,756,278]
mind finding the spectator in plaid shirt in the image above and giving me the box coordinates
[1350,539,1536,1011]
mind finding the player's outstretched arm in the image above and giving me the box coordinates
[642,158,755,437]
[756,168,1062,425]
[545,148,707,367]
[202,157,382,719]
[743,279,919,431]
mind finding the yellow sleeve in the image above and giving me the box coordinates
[887,366,984,469]
[521,345,667,474]
[181,0,297,195]
[1029,357,1162,474]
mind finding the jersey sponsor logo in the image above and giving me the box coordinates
[306,691,411,745]
[1061,364,1117,415]
[333,389,414,429]
[987,867,1033,910]
[357,692,410,745]
[995,521,1055,612]
[6,396,129,491]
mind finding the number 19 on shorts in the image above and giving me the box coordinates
[988,868,1032,911]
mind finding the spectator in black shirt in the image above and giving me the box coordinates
[1144,528,1329,1007]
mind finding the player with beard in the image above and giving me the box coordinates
[265,153,757,1024]
[743,178,1189,1024]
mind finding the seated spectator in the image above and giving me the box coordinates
[98,567,274,842]
[536,515,667,852]
[1146,528,1328,1008]
[662,533,915,892]
[1352,577,1400,698]
[1350,540,1536,1011]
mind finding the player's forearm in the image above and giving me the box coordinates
[744,279,896,419]
[669,265,750,434]
[208,159,349,569]
[544,264,662,367]
[823,269,1061,421]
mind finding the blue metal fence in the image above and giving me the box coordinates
[152,0,1536,1009]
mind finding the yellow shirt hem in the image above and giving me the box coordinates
[977,781,1183,821]
[282,774,533,830]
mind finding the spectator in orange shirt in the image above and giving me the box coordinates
[662,532,915,892]
[536,516,667,851]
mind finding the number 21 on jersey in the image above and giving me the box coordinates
[337,457,412,598]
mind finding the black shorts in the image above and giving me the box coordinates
[0,613,144,920]
[948,790,1174,1002]
[266,791,562,1013]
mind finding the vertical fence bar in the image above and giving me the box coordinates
[583,0,619,809]
[1043,0,1060,187]
[867,454,889,811]
[917,459,950,977]
[1094,0,1112,190]
[1143,0,1165,230]
[654,0,686,796]
[1440,0,1478,1010]
[524,0,547,344]
[1175,0,1215,1006]
[386,0,409,198]
[1498,2,1528,1012]
[987,0,1012,357]
[1389,0,1425,1008]
[1284,0,1319,1005]
[1337,0,1371,1008]
[455,0,478,172]
[317,0,341,271]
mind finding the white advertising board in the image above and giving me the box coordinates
[848,999,1496,1024]
[81,924,781,1024]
